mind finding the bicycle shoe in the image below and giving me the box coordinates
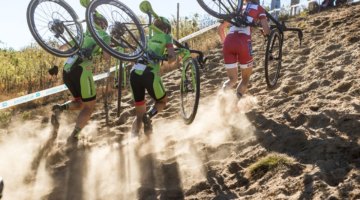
[142,114,153,135]
[50,113,60,129]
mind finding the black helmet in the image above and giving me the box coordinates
[154,16,171,33]
[93,12,108,30]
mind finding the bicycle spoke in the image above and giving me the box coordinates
[86,0,145,61]
[27,0,82,57]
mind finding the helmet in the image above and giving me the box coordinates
[154,16,171,33]
[93,12,108,30]
[80,0,91,8]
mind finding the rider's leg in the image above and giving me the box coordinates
[146,67,167,119]
[222,32,240,90]
[236,66,253,97]
[147,95,167,118]
[131,102,146,136]
[70,99,96,139]
[223,66,238,90]
[236,34,254,98]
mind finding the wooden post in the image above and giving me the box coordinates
[177,3,180,40]
[117,60,123,118]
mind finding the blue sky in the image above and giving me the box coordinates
[0,0,298,50]
[0,0,210,50]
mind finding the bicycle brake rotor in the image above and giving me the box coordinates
[49,19,65,38]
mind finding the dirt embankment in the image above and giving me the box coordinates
[0,4,359,200]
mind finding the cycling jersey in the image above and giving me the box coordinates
[64,30,110,71]
[223,3,266,68]
[228,3,267,35]
[147,31,173,56]
[63,29,110,102]
[130,30,173,105]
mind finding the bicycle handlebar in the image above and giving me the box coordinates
[173,39,208,66]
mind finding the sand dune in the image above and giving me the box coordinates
[0,4,360,200]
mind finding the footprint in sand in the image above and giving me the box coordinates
[317,20,331,30]
[331,70,346,80]
[325,44,342,51]
[348,36,360,44]
[334,81,353,93]
[321,50,345,61]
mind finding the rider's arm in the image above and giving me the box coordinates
[260,18,270,36]
[217,21,230,43]
[102,50,111,62]
[257,6,270,36]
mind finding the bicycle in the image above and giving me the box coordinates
[26,0,136,119]
[196,0,303,88]
[84,0,207,124]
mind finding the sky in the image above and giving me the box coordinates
[0,0,301,51]
[0,0,210,50]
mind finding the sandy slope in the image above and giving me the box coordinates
[0,4,359,200]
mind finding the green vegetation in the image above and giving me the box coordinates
[0,44,64,94]
[0,111,11,128]
[247,153,295,179]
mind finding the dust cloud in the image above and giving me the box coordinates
[0,90,257,199]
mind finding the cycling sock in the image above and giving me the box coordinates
[147,106,158,119]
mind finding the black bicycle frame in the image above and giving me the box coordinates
[265,12,303,45]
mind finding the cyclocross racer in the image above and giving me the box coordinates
[52,0,111,141]
[218,0,270,98]
[130,16,176,136]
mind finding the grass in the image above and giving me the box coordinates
[247,153,295,179]
[0,111,12,128]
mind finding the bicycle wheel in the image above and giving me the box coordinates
[86,0,146,61]
[180,58,201,125]
[27,0,83,57]
[196,0,238,19]
[264,28,283,88]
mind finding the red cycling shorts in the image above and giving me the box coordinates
[223,32,253,69]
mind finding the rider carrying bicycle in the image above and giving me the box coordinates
[52,0,111,141]
[218,0,270,98]
[130,15,176,136]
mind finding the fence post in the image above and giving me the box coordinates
[177,3,180,40]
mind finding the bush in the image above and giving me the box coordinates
[0,111,12,128]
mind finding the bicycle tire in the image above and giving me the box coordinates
[196,0,238,20]
[180,58,201,125]
[27,0,83,57]
[264,28,283,88]
[86,0,146,61]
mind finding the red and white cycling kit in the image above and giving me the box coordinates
[223,3,267,69]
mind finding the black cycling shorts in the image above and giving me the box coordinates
[130,67,166,105]
[63,65,96,102]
